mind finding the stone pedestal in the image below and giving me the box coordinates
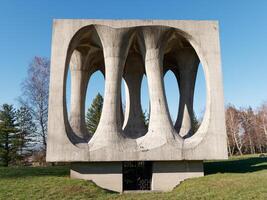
[151,161,203,191]
[70,161,204,192]
[71,162,123,192]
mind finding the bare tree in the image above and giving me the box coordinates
[239,107,256,154]
[225,105,243,156]
[255,102,267,153]
[257,102,267,138]
[20,57,50,150]
[225,103,267,156]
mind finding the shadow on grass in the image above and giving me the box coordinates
[0,165,70,179]
[204,157,267,175]
[2,157,267,179]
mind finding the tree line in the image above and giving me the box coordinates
[226,104,267,156]
[0,57,49,166]
[0,56,266,166]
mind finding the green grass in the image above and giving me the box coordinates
[0,155,267,200]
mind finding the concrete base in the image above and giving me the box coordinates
[70,162,122,192]
[70,161,204,192]
[152,161,204,191]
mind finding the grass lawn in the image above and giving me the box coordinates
[0,155,267,200]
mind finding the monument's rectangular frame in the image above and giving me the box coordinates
[46,20,227,192]
[47,19,227,162]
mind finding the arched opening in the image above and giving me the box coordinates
[122,66,147,138]
[162,29,206,138]
[64,25,104,145]
[66,66,71,119]
[163,70,180,124]
[141,75,150,129]
[85,70,105,137]
[64,25,208,146]
[121,34,148,139]
[121,78,127,126]
[193,63,206,134]
[173,49,205,138]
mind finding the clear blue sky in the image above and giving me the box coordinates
[0,0,267,120]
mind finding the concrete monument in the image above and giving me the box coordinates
[46,19,227,192]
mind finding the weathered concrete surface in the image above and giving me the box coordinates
[70,161,203,192]
[47,19,227,161]
[123,54,147,138]
[47,20,226,162]
[174,49,200,138]
[47,19,227,193]
[152,161,204,191]
[69,50,90,141]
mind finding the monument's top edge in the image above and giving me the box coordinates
[53,19,218,21]
[52,19,219,28]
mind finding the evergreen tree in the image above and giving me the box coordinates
[16,106,36,163]
[141,110,149,129]
[86,93,103,135]
[0,104,20,166]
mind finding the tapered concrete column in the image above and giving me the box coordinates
[123,54,147,138]
[47,20,227,165]
[137,28,182,150]
[174,49,199,137]
[69,50,90,140]
[89,26,134,151]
